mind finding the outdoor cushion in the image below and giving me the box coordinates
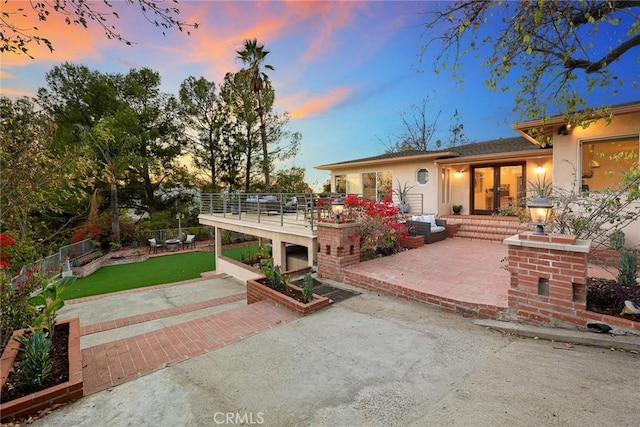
[431,225,446,233]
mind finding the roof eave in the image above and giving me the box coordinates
[435,148,553,166]
[315,151,458,170]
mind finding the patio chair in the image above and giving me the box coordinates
[183,234,196,250]
[407,215,447,244]
[148,238,164,254]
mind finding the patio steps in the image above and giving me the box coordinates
[441,215,526,243]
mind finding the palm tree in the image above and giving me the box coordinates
[236,38,274,190]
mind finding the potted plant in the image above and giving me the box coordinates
[452,205,462,215]
[394,179,415,214]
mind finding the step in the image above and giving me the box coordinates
[80,296,247,349]
[442,215,525,242]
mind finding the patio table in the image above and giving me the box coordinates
[165,239,181,252]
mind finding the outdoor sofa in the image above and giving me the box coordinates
[244,195,283,215]
[406,214,447,244]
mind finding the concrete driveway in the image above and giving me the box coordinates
[34,288,639,427]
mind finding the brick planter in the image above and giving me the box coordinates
[400,235,424,249]
[1,318,83,423]
[247,277,332,316]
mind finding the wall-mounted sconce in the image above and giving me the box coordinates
[455,169,464,177]
[557,123,572,135]
[535,164,544,174]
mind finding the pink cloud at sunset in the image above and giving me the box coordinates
[1,1,110,68]
[289,86,354,119]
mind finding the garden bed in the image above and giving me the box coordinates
[0,318,83,423]
[247,277,332,316]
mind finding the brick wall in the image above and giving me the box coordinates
[506,233,639,332]
[316,222,360,282]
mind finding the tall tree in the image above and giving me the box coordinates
[1,0,197,57]
[115,67,185,211]
[78,117,137,243]
[0,96,91,240]
[220,70,262,191]
[384,97,441,153]
[179,76,235,190]
[37,62,119,148]
[236,38,275,190]
[420,1,640,120]
[271,167,313,194]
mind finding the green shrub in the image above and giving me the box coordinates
[28,276,75,339]
[1,272,39,350]
[609,230,625,251]
[15,330,52,389]
[301,273,314,303]
[617,250,638,287]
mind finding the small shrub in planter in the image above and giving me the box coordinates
[301,272,314,304]
[14,330,52,389]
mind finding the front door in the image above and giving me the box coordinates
[471,163,525,215]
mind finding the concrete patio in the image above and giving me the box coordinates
[36,275,639,426]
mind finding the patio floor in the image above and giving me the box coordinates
[344,238,511,317]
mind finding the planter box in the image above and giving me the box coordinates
[446,224,460,238]
[1,318,83,423]
[400,235,424,249]
[247,277,332,316]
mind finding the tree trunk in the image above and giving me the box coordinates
[257,98,270,191]
[109,174,120,243]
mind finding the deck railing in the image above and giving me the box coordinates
[200,191,425,230]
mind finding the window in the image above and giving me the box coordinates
[335,175,346,194]
[416,168,430,185]
[362,171,391,200]
[440,169,450,204]
[580,136,639,192]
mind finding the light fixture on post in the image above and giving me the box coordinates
[331,197,345,221]
[527,195,553,235]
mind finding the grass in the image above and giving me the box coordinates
[62,246,258,300]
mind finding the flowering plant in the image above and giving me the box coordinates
[344,194,408,259]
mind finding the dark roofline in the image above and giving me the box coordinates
[315,136,540,170]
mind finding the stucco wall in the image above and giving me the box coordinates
[330,160,439,214]
[552,110,640,247]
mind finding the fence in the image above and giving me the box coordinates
[13,239,98,287]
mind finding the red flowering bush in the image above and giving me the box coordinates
[343,195,408,260]
[0,234,40,351]
[0,233,15,269]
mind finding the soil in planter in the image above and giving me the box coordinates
[1,325,69,403]
[587,277,640,322]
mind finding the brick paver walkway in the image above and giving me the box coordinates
[79,293,246,336]
[81,300,297,396]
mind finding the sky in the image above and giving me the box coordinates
[1,1,638,189]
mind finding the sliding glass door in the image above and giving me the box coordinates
[471,163,525,214]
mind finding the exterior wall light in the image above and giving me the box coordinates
[527,195,553,235]
[331,197,345,220]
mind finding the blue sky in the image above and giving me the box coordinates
[2,1,638,189]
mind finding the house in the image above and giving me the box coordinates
[315,101,640,246]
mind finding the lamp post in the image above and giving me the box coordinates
[527,195,553,235]
[331,197,345,221]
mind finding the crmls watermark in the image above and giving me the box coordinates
[213,412,265,425]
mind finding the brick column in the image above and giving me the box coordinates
[504,232,591,328]
[317,221,360,282]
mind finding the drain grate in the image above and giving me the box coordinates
[291,278,360,303]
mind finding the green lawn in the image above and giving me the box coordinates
[62,246,258,300]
